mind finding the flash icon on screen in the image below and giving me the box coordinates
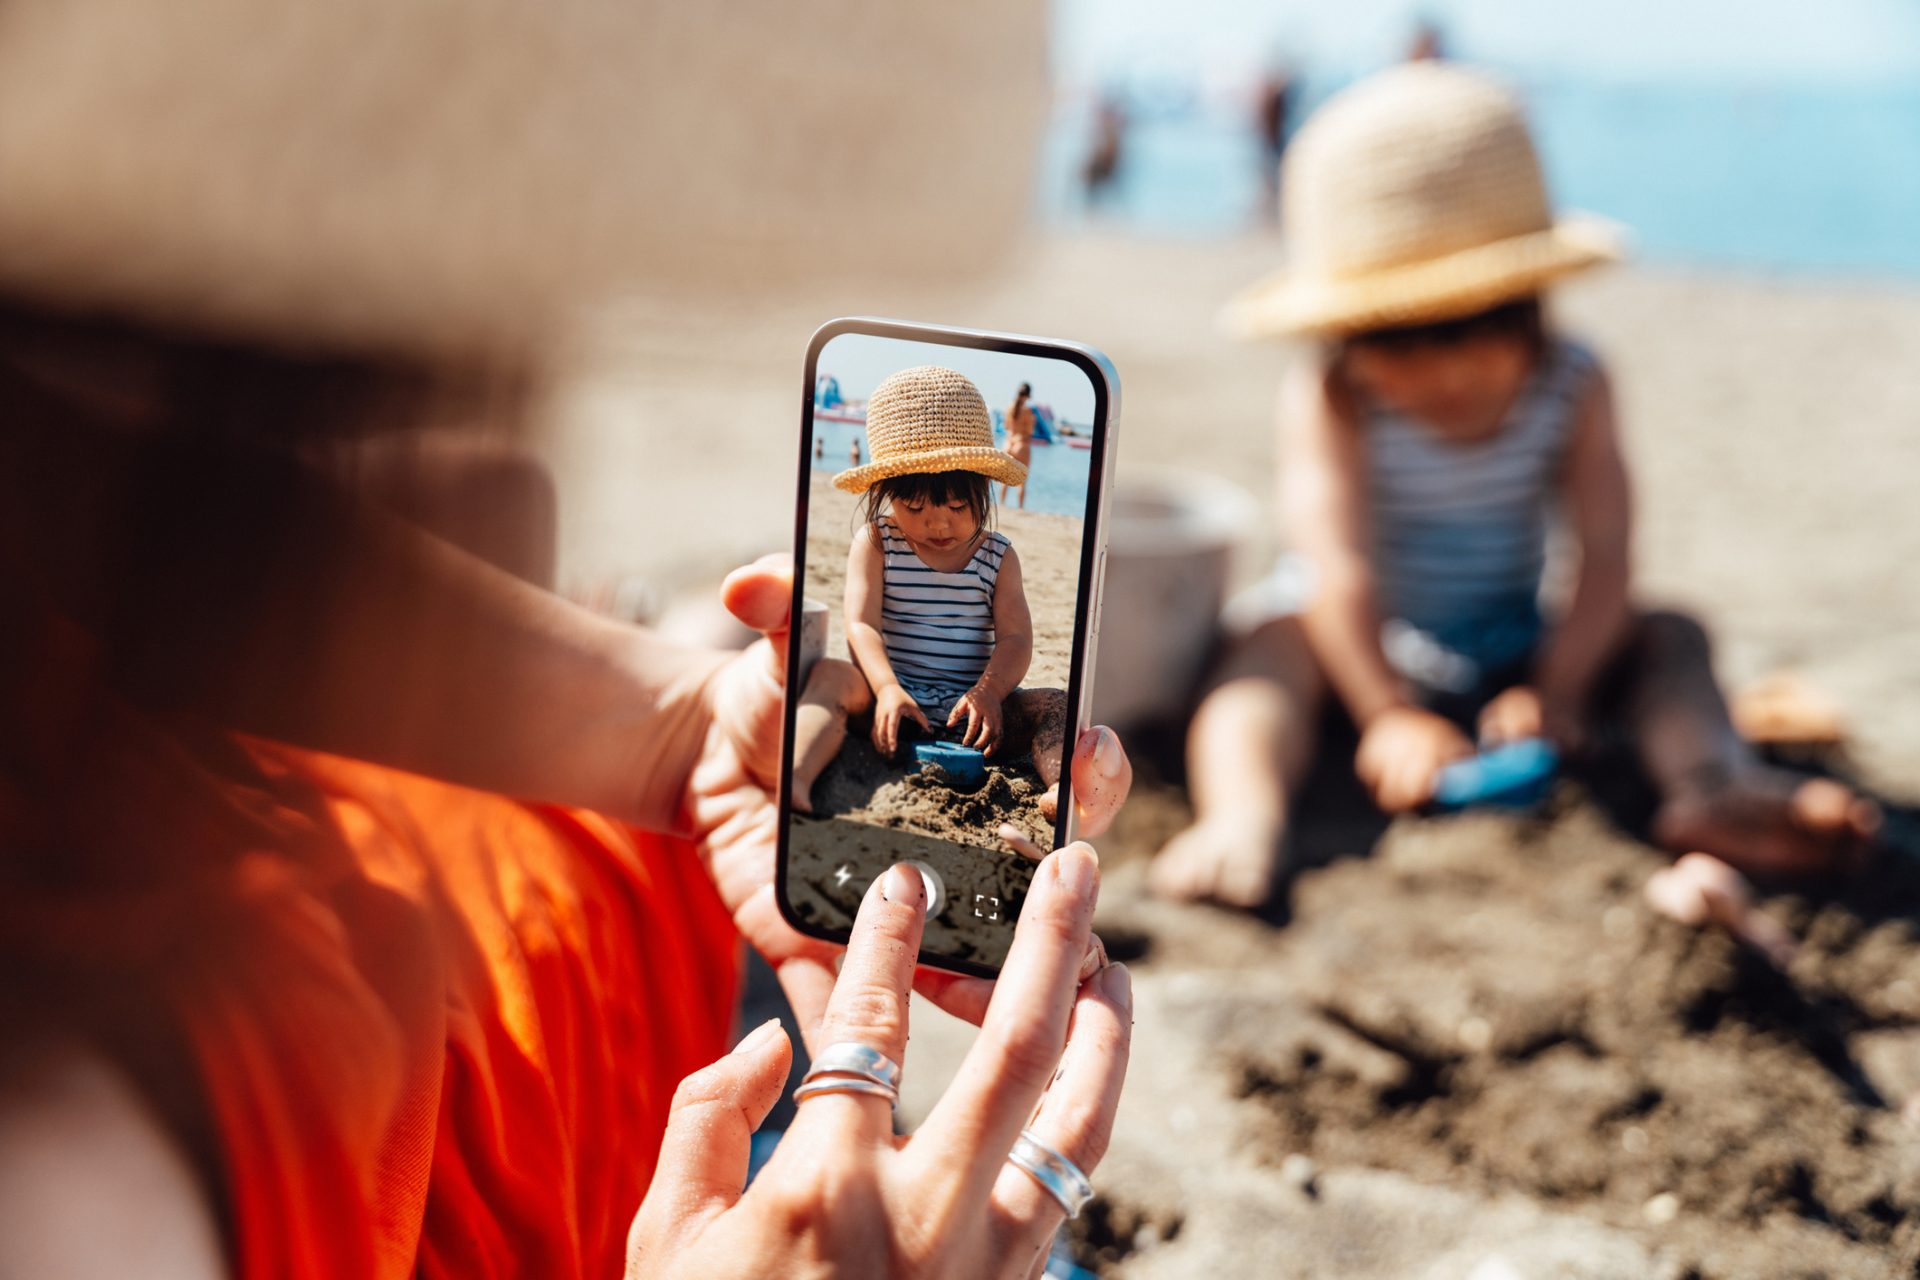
[834,864,854,888]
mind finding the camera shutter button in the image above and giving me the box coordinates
[878,860,945,919]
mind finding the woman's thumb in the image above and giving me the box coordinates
[628,1019,792,1250]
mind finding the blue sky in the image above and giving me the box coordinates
[1053,0,1920,87]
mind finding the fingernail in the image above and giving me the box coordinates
[1092,726,1125,779]
[1077,934,1110,984]
[882,863,925,907]
[1053,843,1099,902]
[1098,962,1132,1004]
[734,1017,784,1055]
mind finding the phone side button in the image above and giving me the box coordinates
[1092,548,1108,630]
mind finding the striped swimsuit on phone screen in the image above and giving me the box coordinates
[875,517,1008,723]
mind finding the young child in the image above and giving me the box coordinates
[791,365,1068,817]
[1152,64,1879,908]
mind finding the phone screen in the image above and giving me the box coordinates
[777,320,1114,975]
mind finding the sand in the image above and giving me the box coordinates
[801,724,1055,854]
[536,233,1920,1278]
[1096,798,1920,1273]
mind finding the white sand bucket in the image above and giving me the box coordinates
[797,596,831,688]
[1091,470,1259,729]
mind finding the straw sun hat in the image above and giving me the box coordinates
[1224,63,1624,339]
[0,0,1044,364]
[833,366,1028,493]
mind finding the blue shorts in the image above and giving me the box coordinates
[898,677,972,728]
[1226,555,1544,712]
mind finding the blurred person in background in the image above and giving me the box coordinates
[1003,380,1038,508]
[0,2,1135,1277]
[1255,65,1295,224]
[1407,17,1446,63]
[1081,96,1127,208]
[1151,64,1879,910]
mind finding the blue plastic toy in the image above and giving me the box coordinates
[911,740,989,788]
[1432,737,1559,811]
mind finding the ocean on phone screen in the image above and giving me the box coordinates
[810,403,1096,519]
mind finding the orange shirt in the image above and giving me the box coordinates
[1,613,740,1278]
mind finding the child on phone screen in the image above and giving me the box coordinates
[1150,64,1879,908]
[791,365,1068,818]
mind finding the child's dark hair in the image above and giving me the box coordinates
[1342,296,1545,359]
[861,470,995,534]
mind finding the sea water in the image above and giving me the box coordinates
[1042,75,1920,279]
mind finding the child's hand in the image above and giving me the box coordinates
[1478,685,1544,745]
[872,684,930,756]
[1479,685,1586,753]
[1355,706,1475,812]
[948,685,1005,754]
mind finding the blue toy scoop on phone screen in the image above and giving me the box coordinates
[911,740,989,789]
[1431,737,1559,811]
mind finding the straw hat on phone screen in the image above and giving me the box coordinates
[834,365,1029,493]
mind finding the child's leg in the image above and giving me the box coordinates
[1152,616,1323,908]
[791,658,873,814]
[1618,609,1878,875]
[1002,687,1068,796]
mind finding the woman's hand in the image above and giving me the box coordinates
[680,556,1132,1038]
[874,684,932,757]
[1355,705,1474,812]
[627,846,1132,1280]
[949,684,1006,754]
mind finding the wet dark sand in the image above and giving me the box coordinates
[1071,751,1920,1278]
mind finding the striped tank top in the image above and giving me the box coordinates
[876,518,1009,701]
[1365,337,1597,685]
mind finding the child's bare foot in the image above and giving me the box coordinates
[1148,814,1286,909]
[1653,768,1880,877]
[790,782,814,815]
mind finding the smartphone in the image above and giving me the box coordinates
[776,317,1119,977]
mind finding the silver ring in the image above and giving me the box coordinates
[792,1077,898,1107]
[803,1042,903,1093]
[1007,1128,1094,1219]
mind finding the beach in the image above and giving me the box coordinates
[538,233,1920,1277]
